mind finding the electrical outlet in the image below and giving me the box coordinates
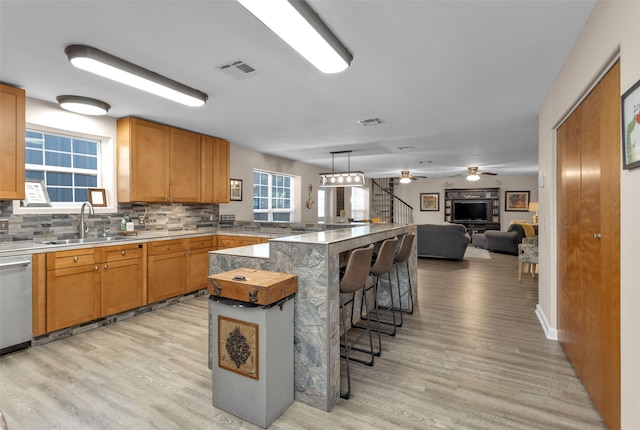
[0,219,8,233]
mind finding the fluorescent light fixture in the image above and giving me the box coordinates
[466,174,480,182]
[65,45,208,107]
[319,150,364,187]
[56,95,110,115]
[237,0,352,73]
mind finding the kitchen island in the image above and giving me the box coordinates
[208,223,417,412]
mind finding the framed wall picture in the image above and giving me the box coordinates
[88,188,107,207]
[230,179,243,201]
[23,179,51,207]
[420,192,439,211]
[622,78,640,170]
[505,191,530,211]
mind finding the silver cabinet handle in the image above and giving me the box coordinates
[121,251,126,255]
[73,256,79,262]
[593,233,601,239]
[104,264,108,269]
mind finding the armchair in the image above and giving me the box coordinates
[483,223,527,255]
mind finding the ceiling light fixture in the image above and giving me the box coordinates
[466,174,480,182]
[399,171,412,184]
[319,150,365,187]
[236,0,352,74]
[64,45,208,107]
[56,95,110,115]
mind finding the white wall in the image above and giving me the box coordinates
[221,144,324,223]
[538,1,640,428]
[393,174,538,229]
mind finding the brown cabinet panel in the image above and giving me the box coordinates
[117,117,170,202]
[46,264,101,332]
[0,84,26,200]
[201,136,230,203]
[170,128,200,202]
[101,257,144,316]
[216,235,240,249]
[147,251,186,303]
[46,248,99,270]
[187,247,211,293]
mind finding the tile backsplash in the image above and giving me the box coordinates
[0,201,219,242]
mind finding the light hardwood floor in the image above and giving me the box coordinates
[0,252,604,429]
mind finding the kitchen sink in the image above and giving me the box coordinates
[41,236,131,245]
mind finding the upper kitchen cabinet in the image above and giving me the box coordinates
[117,117,229,203]
[0,84,26,200]
[201,136,230,203]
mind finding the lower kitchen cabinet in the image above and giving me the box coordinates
[100,243,145,316]
[186,236,214,293]
[46,249,101,332]
[147,239,186,303]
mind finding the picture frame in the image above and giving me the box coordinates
[230,179,243,201]
[23,179,51,207]
[88,188,107,207]
[420,192,439,211]
[505,191,530,211]
[621,78,640,170]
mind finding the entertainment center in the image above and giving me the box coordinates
[444,188,500,234]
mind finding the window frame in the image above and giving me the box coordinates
[253,169,295,222]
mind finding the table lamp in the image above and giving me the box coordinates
[529,202,539,224]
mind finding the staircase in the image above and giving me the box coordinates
[370,178,414,225]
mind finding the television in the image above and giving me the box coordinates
[452,200,490,222]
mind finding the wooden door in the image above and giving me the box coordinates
[0,84,25,200]
[119,117,170,202]
[147,252,186,303]
[556,62,620,430]
[170,128,200,202]
[47,264,101,332]
[101,257,144,316]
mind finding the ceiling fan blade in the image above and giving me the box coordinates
[479,172,497,176]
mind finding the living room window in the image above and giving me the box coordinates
[253,170,294,222]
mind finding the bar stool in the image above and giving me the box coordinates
[392,233,415,324]
[339,244,375,399]
[353,237,399,356]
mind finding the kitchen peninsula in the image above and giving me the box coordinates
[208,223,418,412]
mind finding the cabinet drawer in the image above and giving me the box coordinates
[46,248,98,270]
[216,236,239,249]
[188,236,214,250]
[239,237,263,246]
[148,239,185,256]
[103,243,144,262]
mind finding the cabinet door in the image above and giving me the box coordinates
[147,252,186,303]
[170,128,200,202]
[0,84,25,200]
[101,257,144,316]
[201,136,230,203]
[118,117,170,202]
[187,247,211,293]
[47,264,101,332]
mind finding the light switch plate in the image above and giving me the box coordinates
[0,219,8,233]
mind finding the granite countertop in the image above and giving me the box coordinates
[0,229,278,257]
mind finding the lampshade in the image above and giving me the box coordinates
[528,202,539,212]
[65,45,208,107]
[56,95,110,115]
[466,174,480,182]
[237,0,352,74]
[399,177,412,184]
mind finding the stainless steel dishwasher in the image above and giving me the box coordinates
[0,254,33,355]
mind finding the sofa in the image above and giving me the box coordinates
[481,223,531,255]
[417,223,470,260]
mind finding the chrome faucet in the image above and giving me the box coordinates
[79,201,95,239]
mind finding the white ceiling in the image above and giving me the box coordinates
[0,0,596,179]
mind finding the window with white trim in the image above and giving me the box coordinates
[351,186,369,221]
[253,170,294,222]
[25,129,101,205]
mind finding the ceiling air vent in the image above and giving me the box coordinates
[356,117,384,126]
[217,59,257,79]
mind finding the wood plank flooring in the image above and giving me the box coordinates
[0,252,604,429]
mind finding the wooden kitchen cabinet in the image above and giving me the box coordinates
[201,136,230,203]
[186,236,214,293]
[0,83,26,200]
[147,239,187,303]
[100,243,145,316]
[216,235,267,249]
[117,117,229,204]
[117,117,170,202]
[46,248,101,332]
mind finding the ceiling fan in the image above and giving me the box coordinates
[452,166,498,182]
[395,170,427,184]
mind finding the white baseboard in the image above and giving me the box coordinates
[536,304,558,340]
